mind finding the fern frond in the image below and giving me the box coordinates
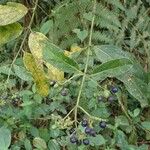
[106,0,125,11]
[93,31,113,43]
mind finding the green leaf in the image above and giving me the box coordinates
[83,12,93,21]
[94,45,133,63]
[48,140,60,150]
[106,0,125,11]
[93,45,145,80]
[115,115,129,127]
[117,74,148,107]
[0,65,14,75]
[129,129,137,144]
[115,130,128,149]
[139,144,149,150]
[13,65,33,81]
[91,58,133,81]
[0,127,11,150]
[141,121,150,130]
[91,107,110,119]
[73,29,88,42]
[33,137,47,150]
[0,23,22,45]
[28,32,79,73]
[126,5,138,19]
[40,20,53,35]
[24,139,32,150]
[89,134,106,146]
[0,2,28,26]
[133,108,140,117]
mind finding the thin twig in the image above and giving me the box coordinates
[74,0,97,127]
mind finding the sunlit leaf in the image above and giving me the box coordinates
[0,2,28,26]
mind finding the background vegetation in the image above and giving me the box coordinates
[0,0,150,149]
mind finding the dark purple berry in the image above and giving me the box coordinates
[89,129,96,137]
[108,96,116,103]
[81,119,88,127]
[85,127,92,134]
[70,136,78,144]
[61,88,68,96]
[99,121,107,128]
[110,86,118,93]
[83,138,90,145]
[98,96,105,102]
[50,80,56,86]
[69,128,75,134]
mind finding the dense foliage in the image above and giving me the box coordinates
[0,0,150,149]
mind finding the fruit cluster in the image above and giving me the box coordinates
[98,86,119,103]
[69,119,107,146]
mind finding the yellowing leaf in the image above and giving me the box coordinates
[29,32,64,82]
[47,63,64,81]
[23,52,49,97]
[70,45,81,52]
[0,23,22,45]
[0,2,28,26]
[64,45,82,57]
[28,32,46,60]
[64,50,71,56]
[29,32,79,73]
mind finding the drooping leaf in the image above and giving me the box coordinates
[117,74,148,107]
[0,127,11,150]
[93,45,145,79]
[0,2,28,26]
[28,32,65,81]
[23,52,49,97]
[0,23,22,45]
[13,65,33,81]
[28,32,80,73]
[91,58,133,81]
